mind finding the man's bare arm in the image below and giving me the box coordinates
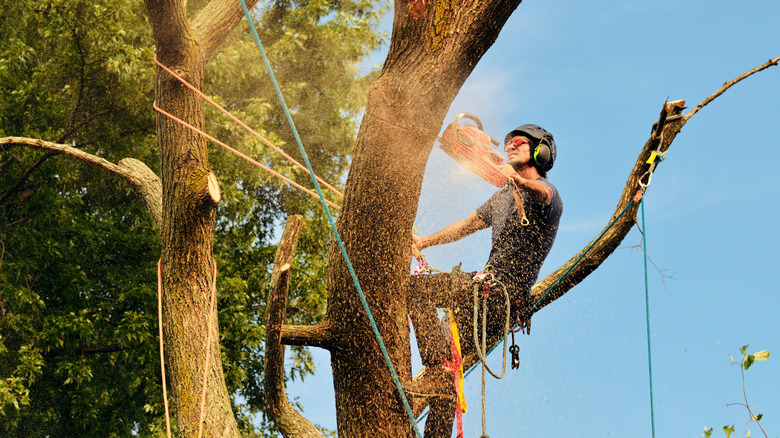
[413,212,489,251]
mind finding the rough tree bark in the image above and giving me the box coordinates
[3,0,776,433]
[325,1,522,436]
[142,0,262,436]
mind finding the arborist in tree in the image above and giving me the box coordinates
[405,124,563,431]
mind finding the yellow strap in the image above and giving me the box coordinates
[448,309,467,412]
[646,151,658,164]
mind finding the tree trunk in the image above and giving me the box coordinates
[143,0,261,435]
[155,49,240,436]
[327,2,521,436]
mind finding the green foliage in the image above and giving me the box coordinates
[737,345,770,371]
[703,346,771,438]
[0,0,387,436]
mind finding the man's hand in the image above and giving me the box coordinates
[412,234,425,253]
[498,164,526,186]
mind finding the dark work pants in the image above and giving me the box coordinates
[407,269,516,368]
[407,269,520,438]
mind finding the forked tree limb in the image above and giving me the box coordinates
[0,137,163,227]
[458,55,779,374]
[265,215,324,438]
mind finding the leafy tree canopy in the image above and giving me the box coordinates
[0,0,386,436]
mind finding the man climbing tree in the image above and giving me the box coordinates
[406,124,563,437]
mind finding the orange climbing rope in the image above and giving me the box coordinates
[153,55,343,200]
[152,101,340,211]
[157,260,172,438]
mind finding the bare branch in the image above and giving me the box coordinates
[685,56,780,121]
[264,215,324,437]
[0,137,163,228]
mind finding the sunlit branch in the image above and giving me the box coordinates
[0,137,162,227]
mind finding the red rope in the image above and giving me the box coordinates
[152,101,340,211]
[153,55,343,199]
[443,310,466,438]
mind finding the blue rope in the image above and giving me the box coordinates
[640,201,657,438]
[236,3,422,436]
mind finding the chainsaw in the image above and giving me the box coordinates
[438,113,508,187]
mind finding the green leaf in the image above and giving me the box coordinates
[754,414,762,422]
[723,424,735,438]
[740,345,750,354]
[703,427,713,438]
[744,354,755,370]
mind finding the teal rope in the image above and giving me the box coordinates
[464,199,636,379]
[640,201,657,438]
[236,3,422,436]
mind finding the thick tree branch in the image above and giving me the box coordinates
[279,322,334,349]
[0,137,163,228]
[265,215,324,438]
[460,56,780,373]
[192,0,263,58]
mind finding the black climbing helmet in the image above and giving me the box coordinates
[504,124,557,173]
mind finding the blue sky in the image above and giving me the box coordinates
[286,1,780,436]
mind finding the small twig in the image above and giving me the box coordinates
[621,225,677,289]
[685,56,780,121]
[726,357,769,438]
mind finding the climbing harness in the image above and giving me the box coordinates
[236,2,423,436]
[471,268,512,438]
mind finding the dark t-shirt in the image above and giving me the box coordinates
[475,178,563,293]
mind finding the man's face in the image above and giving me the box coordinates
[505,136,532,167]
